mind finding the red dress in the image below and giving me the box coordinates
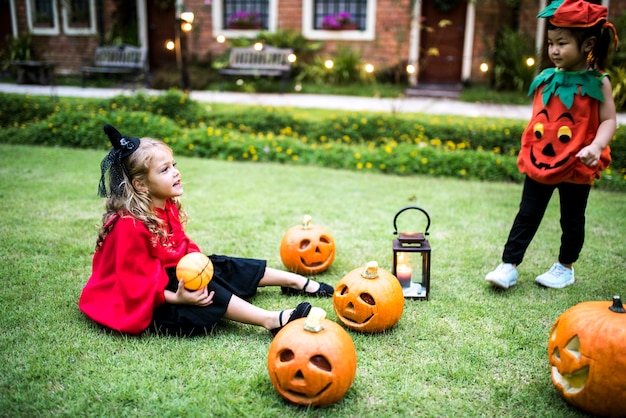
[79,200,265,335]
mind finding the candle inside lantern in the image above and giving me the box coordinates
[396,264,413,287]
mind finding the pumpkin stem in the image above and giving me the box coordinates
[304,307,326,332]
[302,214,313,230]
[361,261,379,279]
[609,296,625,313]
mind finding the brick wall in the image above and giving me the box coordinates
[12,0,626,82]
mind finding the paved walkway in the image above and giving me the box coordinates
[2,83,625,125]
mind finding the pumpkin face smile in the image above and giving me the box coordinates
[297,236,335,268]
[272,349,334,401]
[267,308,357,407]
[549,334,589,395]
[334,289,376,326]
[528,109,574,171]
[280,215,336,275]
[333,261,404,333]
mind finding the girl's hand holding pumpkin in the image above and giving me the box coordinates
[168,280,215,306]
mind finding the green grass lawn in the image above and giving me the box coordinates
[1,144,624,417]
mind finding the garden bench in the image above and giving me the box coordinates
[218,46,293,93]
[81,45,148,87]
[11,60,57,85]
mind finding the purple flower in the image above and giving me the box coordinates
[337,12,352,23]
[228,11,260,26]
[321,12,353,29]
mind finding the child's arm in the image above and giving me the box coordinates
[164,279,215,306]
[576,76,617,167]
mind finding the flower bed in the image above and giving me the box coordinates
[1,91,624,191]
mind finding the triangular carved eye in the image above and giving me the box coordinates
[565,335,581,360]
[553,347,560,361]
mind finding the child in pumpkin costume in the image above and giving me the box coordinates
[79,124,334,336]
[485,0,618,289]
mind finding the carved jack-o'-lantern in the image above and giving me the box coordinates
[333,261,404,333]
[548,296,626,416]
[267,308,357,407]
[280,215,335,275]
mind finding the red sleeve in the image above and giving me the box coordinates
[79,216,169,334]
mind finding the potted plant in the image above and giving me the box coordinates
[321,12,357,30]
[227,11,261,29]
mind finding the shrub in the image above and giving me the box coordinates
[0,92,623,191]
[491,27,536,92]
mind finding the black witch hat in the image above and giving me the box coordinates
[97,124,140,197]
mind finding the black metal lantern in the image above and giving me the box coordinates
[392,206,431,300]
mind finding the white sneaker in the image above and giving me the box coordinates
[535,263,574,288]
[485,263,518,289]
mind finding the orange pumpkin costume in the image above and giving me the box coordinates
[518,68,612,185]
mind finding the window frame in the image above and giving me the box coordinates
[26,0,60,35]
[62,0,97,35]
[303,0,376,41]
[213,0,278,39]
[26,0,97,36]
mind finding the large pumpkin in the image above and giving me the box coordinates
[333,261,404,333]
[548,296,626,416]
[279,215,335,275]
[267,307,357,407]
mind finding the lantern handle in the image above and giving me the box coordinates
[392,206,430,236]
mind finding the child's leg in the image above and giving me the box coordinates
[222,294,291,330]
[222,295,312,335]
[502,176,555,265]
[258,267,325,292]
[557,182,591,265]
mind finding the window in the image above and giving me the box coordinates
[27,0,59,35]
[214,0,276,37]
[313,0,367,30]
[303,0,376,41]
[224,0,268,29]
[26,0,96,36]
[63,0,97,35]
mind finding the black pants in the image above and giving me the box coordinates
[502,176,591,266]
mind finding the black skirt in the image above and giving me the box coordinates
[151,254,266,336]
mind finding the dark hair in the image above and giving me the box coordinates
[547,21,613,70]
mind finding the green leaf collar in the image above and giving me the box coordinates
[528,68,604,109]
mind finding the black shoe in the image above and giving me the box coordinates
[270,302,312,336]
[281,279,334,298]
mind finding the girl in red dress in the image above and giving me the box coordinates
[79,124,333,336]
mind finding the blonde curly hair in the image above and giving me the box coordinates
[96,137,188,249]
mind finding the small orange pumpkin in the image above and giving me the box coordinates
[333,261,404,333]
[279,215,336,275]
[267,307,357,407]
[176,252,214,291]
[548,295,626,416]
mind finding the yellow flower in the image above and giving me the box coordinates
[421,157,428,164]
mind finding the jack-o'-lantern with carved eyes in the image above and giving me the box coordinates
[333,261,404,333]
[518,68,611,185]
[280,215,335,275]
[547,296,626,416]
[267,308,357,407]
